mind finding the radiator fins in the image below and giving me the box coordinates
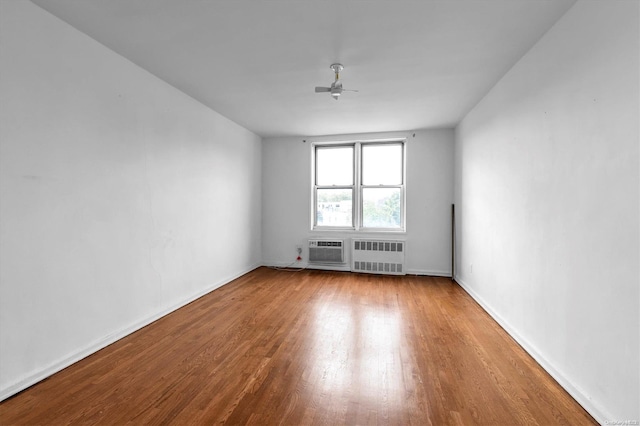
[352,239,406,276]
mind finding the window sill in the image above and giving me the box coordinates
[311,227,406,234]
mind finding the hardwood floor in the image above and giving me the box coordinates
[0,267,595,425]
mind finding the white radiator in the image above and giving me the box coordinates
[308,239,344,264]
[352,239,406,275]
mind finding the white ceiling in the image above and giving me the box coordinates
[32,0,576,138]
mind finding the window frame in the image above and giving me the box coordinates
[312,139,406,232]
[312,144,355,230]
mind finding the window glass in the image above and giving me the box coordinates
[362,144,402,185]
[316,188,353,227]
[362,187,401,228]
[316,146,353,186]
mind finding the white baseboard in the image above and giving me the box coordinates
[405,268,452,277]
[455,277,611,425]
[263,261,351,272]
[0,264,261,402]
[265,262,451,277]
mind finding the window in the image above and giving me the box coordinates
[313,140,405,231]
[315,145,354,227]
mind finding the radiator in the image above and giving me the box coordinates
[352,239,406,275]
[308,239,344,263]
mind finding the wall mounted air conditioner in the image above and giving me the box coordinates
[308,239,344,264]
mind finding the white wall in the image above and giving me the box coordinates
[454,1,639,422]
[0,1,262,400]
[262,129,454,275]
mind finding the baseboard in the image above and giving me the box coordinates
[263,261,308,268]
[265,262,451,277]
[455,277,611,425]
[0,264,261,402]
[263,261,351,272]
[405,268,452,277]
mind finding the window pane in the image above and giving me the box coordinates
[316,188,353,227]
[317,146,353,185]
[362,144,402,185]
[362,188,401,228]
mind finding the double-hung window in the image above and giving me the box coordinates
[313,140,405,231]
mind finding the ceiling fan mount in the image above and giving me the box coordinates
[329,63,344,74]
[315,63,358,100]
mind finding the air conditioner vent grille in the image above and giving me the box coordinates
[309,239,344,264]
[316,241,342,247]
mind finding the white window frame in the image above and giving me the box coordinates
[312,139,406,232]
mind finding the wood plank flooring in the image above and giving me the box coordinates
[0,267,595,425]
